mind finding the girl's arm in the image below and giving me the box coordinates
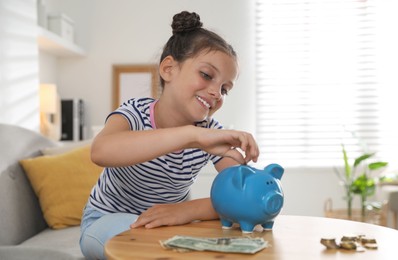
[91,114,198,167]
[91,114,259,167]
[130,198,219,229]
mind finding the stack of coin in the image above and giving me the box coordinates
[320,238,339,249]
[340,235,359,251]
[360,237,378,250]
[320,234,377,252]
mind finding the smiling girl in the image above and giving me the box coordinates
[79,11,259,259]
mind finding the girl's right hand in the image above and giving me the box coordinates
[194,127,259,165]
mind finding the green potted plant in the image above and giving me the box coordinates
[335,144,388,218]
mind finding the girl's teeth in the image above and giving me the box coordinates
[197,96,210,108]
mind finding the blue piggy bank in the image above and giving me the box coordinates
[210,164,284,233]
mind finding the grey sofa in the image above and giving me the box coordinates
[0,123,85,260]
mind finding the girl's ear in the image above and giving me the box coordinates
[159,56,176,83]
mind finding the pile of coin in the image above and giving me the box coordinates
[321,234,377,252]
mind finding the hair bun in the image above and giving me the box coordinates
[172,11,203,35]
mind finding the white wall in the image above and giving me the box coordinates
[39,0,377,217]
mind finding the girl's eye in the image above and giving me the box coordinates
[200,72,212,80]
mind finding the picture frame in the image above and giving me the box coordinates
[112,64,160,109]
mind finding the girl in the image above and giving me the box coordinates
[80,11,259,259]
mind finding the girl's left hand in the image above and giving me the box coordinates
[130,203,194,229]
[130,198,218,229]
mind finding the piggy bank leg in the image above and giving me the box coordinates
[239,222,255,233]
[220,219,233,229]
[261,221,274,230]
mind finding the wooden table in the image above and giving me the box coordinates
[105,215,398,259]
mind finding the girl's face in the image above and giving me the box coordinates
[167,50,238,123]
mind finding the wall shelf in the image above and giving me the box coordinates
[37,26,86,57]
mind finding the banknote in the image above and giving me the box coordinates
[160,235,268,254]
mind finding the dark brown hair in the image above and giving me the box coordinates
[159,11,237,87]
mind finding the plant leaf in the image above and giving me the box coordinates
[368,161,388,170]
[353,153,375,167]
[342,144,351,179]
[333,167,344,182]
[351,173,376,196]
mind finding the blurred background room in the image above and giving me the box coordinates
[1,0,397,226]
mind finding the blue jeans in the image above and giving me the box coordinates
[80,204,138,260]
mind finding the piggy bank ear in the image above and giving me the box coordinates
[264,164,284,180]
[232,166,255,190]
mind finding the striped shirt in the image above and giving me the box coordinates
[88,98,223,215]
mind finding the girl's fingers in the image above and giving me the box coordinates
[248,138,259,163]
[223,149,245,165]
[236,132,258,163]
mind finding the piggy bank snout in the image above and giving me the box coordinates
[264,192,283,215]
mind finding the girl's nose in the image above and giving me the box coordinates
[208,85,222,100]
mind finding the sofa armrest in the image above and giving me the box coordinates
[0,246,78,260]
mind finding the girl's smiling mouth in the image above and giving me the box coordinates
[196,95,211,109]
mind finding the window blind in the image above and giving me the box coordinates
[0,0,39,130]
[255,0,381,167]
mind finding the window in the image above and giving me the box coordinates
[255,0,398,168]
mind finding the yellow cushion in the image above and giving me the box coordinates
[20,145,102,229]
